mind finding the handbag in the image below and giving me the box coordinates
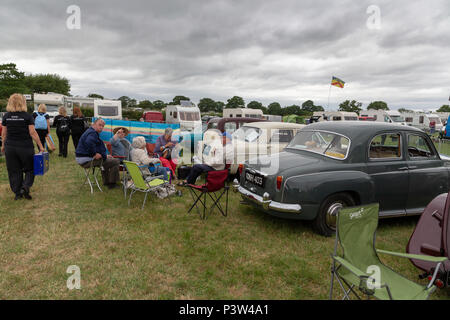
[45,135,56,152]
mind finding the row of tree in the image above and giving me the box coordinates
[0,63,70,99]
[2,63,449,116]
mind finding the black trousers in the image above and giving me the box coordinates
[57,131,70,157]
[36,129,47,151]
[5,145,35,195]
[81,158,120,185]
[186,164,214,184]
[72,132,83,150]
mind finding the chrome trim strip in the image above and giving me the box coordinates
[235,185,302,214]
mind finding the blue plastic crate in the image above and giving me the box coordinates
[33,152,49,176]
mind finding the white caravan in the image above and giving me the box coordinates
[400,112,443,132]
[165,101,202,132]
[262,114,282,122]
[359,110,406,125]
[312,111,358,122]
[223,108,264,119]
[94,99,122,120]
[33,93,71,125]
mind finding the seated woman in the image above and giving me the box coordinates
[109,127,131,160]
[130,136,171,182]
[154,127,178,179]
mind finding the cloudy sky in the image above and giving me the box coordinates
[1,0,449,110]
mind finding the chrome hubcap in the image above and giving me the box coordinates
[326,202,344,230]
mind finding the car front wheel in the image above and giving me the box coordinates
[313,193,356,237]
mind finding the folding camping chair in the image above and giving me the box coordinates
[79,159,103,194]
[122,160,168,210]
[186,169,229,220]
[330,203,447,300]
[407,192,450,288]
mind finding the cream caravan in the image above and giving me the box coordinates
[165,101,202,133]
[33,93,70,125]
[312,111,358,122]
[359,110,406,125]
[223,108,264,119]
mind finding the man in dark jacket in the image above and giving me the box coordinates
[75,118,120,189]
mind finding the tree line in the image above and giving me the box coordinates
[1,63,448,115]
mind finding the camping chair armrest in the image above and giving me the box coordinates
[376,249,448,263]
[333,256,368,278]
[333,256,392,296]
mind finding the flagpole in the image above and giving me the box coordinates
[327,83,332,111]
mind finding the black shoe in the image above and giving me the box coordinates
[21,187,32,200]
[14,194,23,200]
[107,183,118,189]
[58,154,63,157]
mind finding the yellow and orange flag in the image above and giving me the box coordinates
[331,76,345,88]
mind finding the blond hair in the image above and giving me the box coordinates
[58,106,67,116]
[38,104,47,113]
[6,94,27,112]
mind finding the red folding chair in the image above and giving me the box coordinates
[186,169,229,219]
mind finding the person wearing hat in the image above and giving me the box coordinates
[109,127,131,160]
[178,131,233,186]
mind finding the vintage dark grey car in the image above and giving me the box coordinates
[234,121,450,236]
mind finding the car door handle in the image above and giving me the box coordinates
[398,167,409,171]
[408,166,418,170]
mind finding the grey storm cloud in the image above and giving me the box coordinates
[0,0,449,109]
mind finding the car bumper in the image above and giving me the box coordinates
[233,180,302,214]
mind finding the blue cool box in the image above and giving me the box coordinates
[33,152,49,176]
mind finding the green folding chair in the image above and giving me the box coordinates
[123,160,168,210]
[330,203,447,300]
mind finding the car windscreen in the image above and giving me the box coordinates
[286,131,350,160]
[233,126,262,143]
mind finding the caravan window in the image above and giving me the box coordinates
[98,106,118,116]
[173,112,177,119]
[419,116,424,124]
[179,111,200,121]
[344,116,358,121]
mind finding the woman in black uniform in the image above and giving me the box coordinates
[1,94,45,200]
[53,106,71,157]
[70,106,87,150]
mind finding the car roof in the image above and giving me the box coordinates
[242,121,305,129]
[302,121,423,138]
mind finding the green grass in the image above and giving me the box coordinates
[1,130,450,300]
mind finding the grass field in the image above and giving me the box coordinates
[1,131,450,300]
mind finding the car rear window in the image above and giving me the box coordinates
[286,131,350,160]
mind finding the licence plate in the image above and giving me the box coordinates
[245,170,265,187]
